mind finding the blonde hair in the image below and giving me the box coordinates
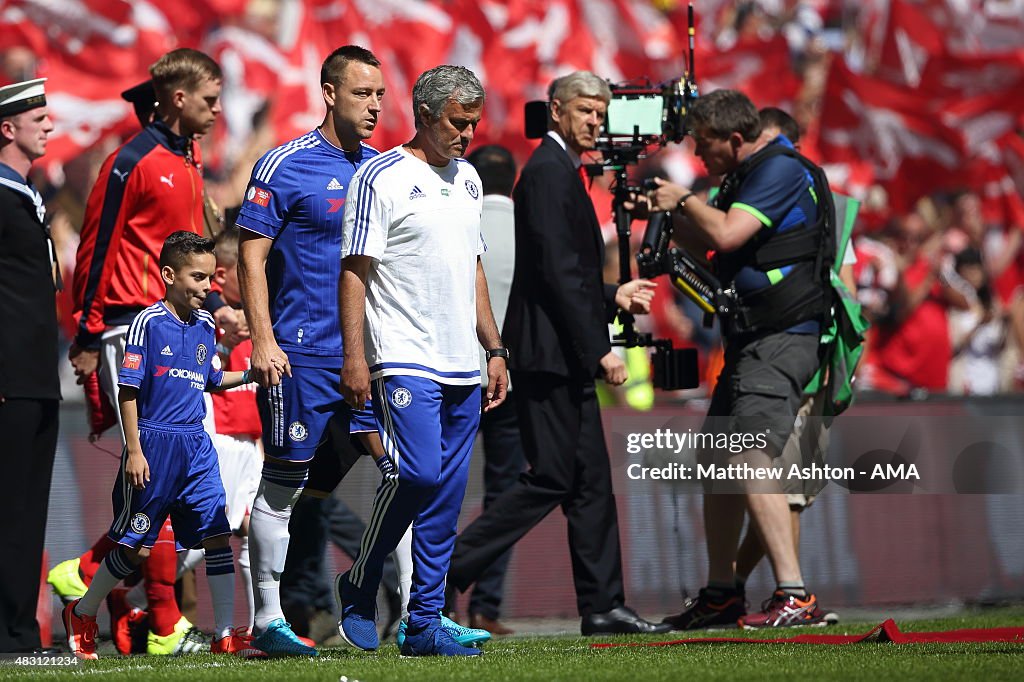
[150,48,222,103]
[214,226,240,268]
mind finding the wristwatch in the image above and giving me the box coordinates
[485,347,510,361]
[676,192,695,213]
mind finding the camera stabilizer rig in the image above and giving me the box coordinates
[594,5,704,391]
[635,207,733,324]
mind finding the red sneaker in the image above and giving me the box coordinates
[62,599,99,660]
[107,587,147,655]
[211,627,267,658]
[738,591,828,629]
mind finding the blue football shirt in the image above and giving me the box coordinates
[716,136,817,293]
[714,136,820,333]
[236,129,379,368]
[118,302,223,426]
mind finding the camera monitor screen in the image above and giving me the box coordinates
[605,93,663,137]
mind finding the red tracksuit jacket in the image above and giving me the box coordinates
[72,120,205,348]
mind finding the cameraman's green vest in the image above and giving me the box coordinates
[804,192,870,417]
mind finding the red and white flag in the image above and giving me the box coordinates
[876,0,946,87]
[818,58,966,212]
[695,36,801,110]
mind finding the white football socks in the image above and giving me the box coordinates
[208,572,236,640]
[77,549,135,617]
[250,479,303,631]
[179,548,205,575]
[238,535,254,630]
[395,524,413,621]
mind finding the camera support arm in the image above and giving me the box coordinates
[592,150,699,390]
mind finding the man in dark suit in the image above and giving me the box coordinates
[447,71,666,635]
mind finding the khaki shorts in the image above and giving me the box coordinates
[779,389,830,508]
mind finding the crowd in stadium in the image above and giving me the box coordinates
[3,0,1022,401]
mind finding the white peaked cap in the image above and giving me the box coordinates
[0,77,47,117]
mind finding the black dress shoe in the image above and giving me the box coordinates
[581,605,673,636]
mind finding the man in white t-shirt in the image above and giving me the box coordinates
[334,64,507,657]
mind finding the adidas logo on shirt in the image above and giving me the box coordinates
[327,177,343,191]
[409,185,426,200]
[161,345,173,356]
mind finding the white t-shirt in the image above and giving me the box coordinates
[477,194,514,385]
[949,305,1003,396]
[341,145,485,385]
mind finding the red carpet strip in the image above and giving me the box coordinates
[590,619,1024,648]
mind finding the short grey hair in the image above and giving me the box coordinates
[412,65,485,128]
[548,71,611,105]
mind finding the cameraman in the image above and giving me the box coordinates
[448,71,667,636]
[648,89,830,629]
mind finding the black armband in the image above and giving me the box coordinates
[74,329,103,351]
[203,291,226,314]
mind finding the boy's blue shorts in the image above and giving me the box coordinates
[108,420,230,549]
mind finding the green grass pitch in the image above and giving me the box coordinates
[5,609,1023,681]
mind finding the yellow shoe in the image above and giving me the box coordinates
[47,558,88,605]
[146,616,209,656]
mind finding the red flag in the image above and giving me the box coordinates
[938,62,1024,228]
[695,36,800,109]
[818,58,965,212]
[932,0,1024,55]
[876,0,946,86]
[975,132,1024,230]
[575,0,685,82]
[0,0,182,166]
[2,0,174,79]
[921,50,1024,117]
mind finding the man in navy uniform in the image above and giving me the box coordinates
[0,77,60,654]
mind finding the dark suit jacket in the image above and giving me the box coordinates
[503,135,618,380]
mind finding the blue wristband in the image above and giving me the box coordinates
[241,369,252,384]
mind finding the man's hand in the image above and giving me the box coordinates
[125,450,150,490]
[483,358,508,412]
[250,340,291,388]
[647,177,690,212]
[68,344,99,384]
[623,191,651,220]
[599,351,627,386]
[341,357,372,411]
[219,312,250,352]
[214,306,249,345]
[615,279,657,314]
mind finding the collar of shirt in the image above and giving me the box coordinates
[546,130,582,169]
[149,120,194,159]
[159,300,202,327]
[314,127,367,163]
[0,160,44,222]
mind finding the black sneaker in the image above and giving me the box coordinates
[662,588,747,631]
